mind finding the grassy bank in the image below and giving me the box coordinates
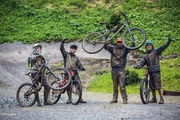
[89,57,180,94]
[0,0,180,55]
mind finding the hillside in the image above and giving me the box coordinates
[0,0,180,55]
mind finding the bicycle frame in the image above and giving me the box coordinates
[56,70,79,92]
[100,12,133,43]
[25,62,60,96]
[103,21,129,42]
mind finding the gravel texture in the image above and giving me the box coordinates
[0,88,180,120]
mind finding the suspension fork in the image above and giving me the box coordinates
[45,66,60,81]
[24,84,37,96]
[147,74,150,90]
[125,22,135,43]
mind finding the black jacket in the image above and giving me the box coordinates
[60,41,84,71]
[137,40,171,73]
[104,44,130,69]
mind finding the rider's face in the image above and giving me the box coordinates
[146,44,153,51]
[117,42,123,47]
[70,48,77,53]
[35,47,42,52]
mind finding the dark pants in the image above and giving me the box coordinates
[111,68,127,101]
[67,72,83,101]
[31,72,50,103]
[149,72,162,90]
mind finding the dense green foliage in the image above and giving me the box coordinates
[89,57,180,94]
[0,0,179,55]
[125,69,140,85]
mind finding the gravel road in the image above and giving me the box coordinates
[0,87,180,120]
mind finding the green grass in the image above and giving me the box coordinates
[0,0,180,55]
[160,58,180,91]
[89,72,113,93]
[89,72,140,94]
[89,57,180,94]
[133,57,180,91]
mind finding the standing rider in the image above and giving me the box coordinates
[60,39,86,103]
[134,37,172,104]
[28,43,52,106]
[104,38,131,104]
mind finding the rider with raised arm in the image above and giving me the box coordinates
[134,37,172,104]
[104,38,131,104]
[60,40,86,104]
[28,43,52,106]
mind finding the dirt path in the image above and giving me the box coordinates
[0,87,180,120]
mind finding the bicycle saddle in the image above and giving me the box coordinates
[100,22,109,24]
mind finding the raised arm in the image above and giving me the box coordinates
[104,44,114,53]
[156,37,172,55]
[60,40,68,58]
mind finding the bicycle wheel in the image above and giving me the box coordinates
[16,83,37,107]
[46,68,71,91]
[140,79,150,104]
[48,81,61,104]
[122,28,146,50]
[82,32,105,54]
[70,80,82,105]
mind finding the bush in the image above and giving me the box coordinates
[125,69,140,85]
[106,13,121,29]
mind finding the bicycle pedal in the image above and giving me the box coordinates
[73,91,78,94]
[61,89,66,94]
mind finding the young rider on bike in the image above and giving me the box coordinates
[60,40,86,104]
[28,43,52,106]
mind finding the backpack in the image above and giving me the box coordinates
[28,57,36,69]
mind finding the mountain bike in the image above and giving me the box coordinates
[16,56,71,107]
[139,67,151,104]
[82,11,146,54]
[48,70,82,105]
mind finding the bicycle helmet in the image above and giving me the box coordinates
[116,38,122,43]
[70,44,78,49]
[32,43,42,55]
[145,41,153,47]
[33,43,42,49]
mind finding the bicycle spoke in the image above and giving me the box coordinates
[140,79,150,104]
[49,86,61,104]
[16,83,36,107]
[46,68,71,91]
[70,81,82,105]
[122,28,146,50]
[82,32,105,54]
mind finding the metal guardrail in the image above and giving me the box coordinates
[163,91,180,96]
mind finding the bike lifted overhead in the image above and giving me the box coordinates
[82,11,146,54]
